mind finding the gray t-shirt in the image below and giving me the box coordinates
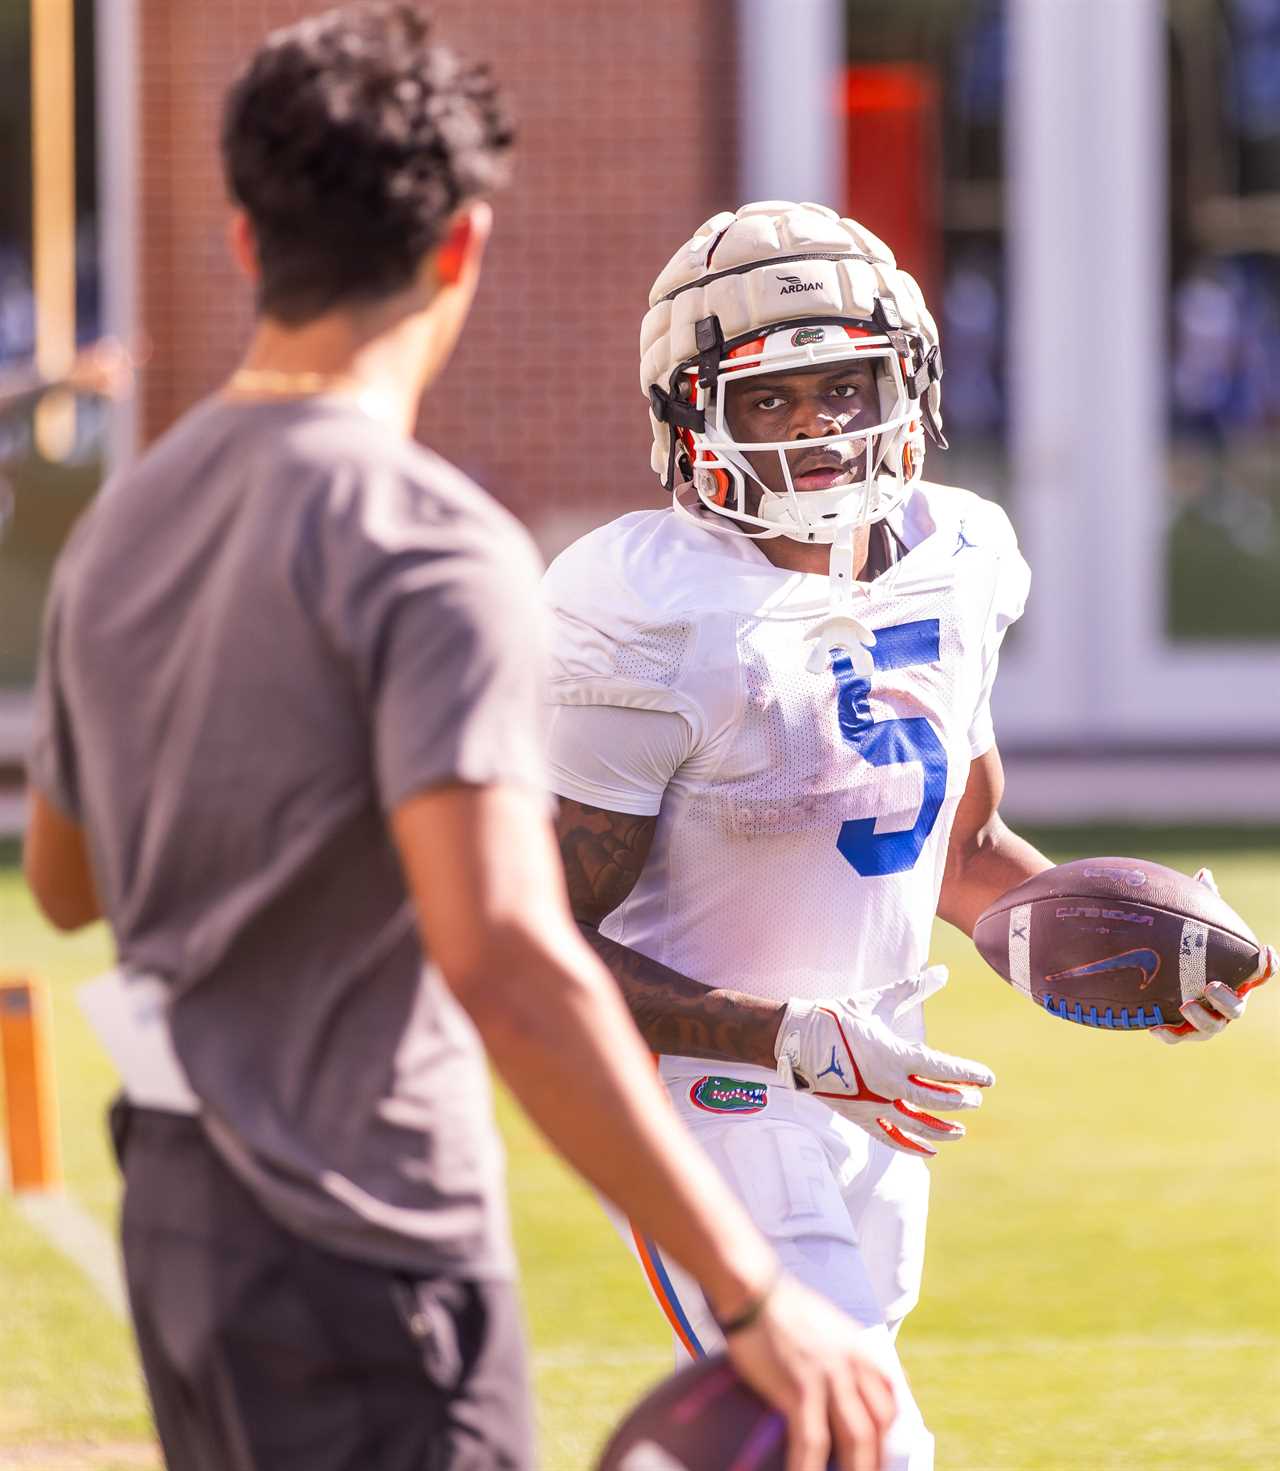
[29,396,549,1278]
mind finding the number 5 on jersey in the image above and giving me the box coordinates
[830,619,946,878]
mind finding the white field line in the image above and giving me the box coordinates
[533,1330,1276,1370]
[905,1331,1277,1357]
[13,1197,1275,1373]
[15,1192,127,1318]
[0,1443,159,1470]
[536,1346,672,1370]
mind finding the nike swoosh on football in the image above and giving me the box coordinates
[1047,948,1162,992]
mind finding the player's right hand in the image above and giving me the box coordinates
[725,1273,896,1471]
[774,966,995,1156]
[1151,869,1276,1043]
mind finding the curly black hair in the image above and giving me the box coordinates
[221,2,514,324]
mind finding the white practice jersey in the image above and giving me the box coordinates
[544,482,1029,1054]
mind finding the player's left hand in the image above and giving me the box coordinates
[775,966,995,1157]
[1151,867,1276,1043]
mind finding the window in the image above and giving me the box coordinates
[1166,0,1280,640]
[0,0,105,690]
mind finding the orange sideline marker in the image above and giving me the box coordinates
[0,978,63,1193]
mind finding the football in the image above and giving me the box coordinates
[973,857,1261,1031]
[595,1353,827,1471]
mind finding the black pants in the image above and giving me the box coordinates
[111,1102,534,1471]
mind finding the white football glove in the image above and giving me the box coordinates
[775,966,995,1157]
[1152,869,1276,1043]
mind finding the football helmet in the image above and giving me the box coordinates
[641,201,945,546]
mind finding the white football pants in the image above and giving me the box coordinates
[611,1065,935,1471]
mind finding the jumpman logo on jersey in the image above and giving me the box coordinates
[815,1046,848,1086]
[953,520,977,556]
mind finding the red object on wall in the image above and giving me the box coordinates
[843,64,942,309]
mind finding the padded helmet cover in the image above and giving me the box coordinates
[640,200,943,491]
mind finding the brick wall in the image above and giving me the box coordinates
[136,0,738,552]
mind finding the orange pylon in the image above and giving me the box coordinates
[0,978,63,1193]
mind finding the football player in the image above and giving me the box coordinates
[542,202,1274,1470]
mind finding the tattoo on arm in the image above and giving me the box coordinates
[581,926,785,1068]
[557,798,657,928]
[556,798,784,1068]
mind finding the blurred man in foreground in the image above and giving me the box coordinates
[23,6,895,1469]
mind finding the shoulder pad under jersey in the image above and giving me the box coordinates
[542,510,742,718]
[907,480,1030,630]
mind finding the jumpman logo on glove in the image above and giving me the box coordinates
[816,1047,848,1086]
[775,967,995,1156]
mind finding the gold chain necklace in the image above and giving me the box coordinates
[225,368,400,428]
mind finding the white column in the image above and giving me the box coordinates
[737,0,845,207]
[1073,0,1168,734]
[95,0,139,474]
[1000,0,1087,741]
[997,0,1166,745]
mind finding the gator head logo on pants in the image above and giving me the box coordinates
[689,1076,768,1114]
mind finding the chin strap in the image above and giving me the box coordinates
[803,515,877,676]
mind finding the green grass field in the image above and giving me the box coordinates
[2,830,1278,1471]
